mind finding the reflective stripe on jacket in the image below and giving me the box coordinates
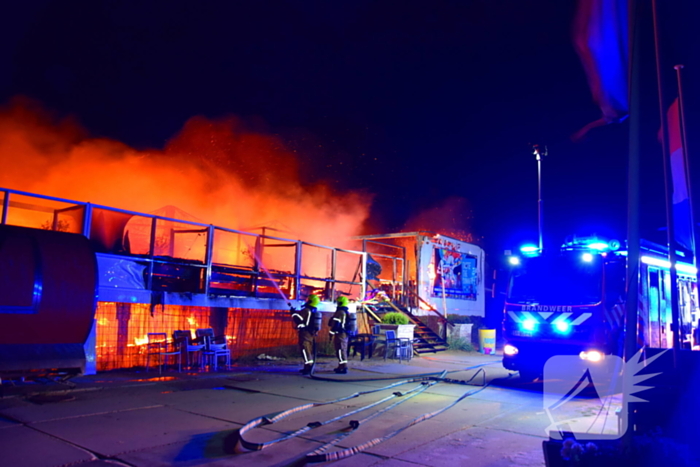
[293,305,315,329]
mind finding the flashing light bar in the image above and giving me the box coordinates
[562,237,621,253]
[554,321,570,333]
[519,244,540,258]
[641,255,697,275]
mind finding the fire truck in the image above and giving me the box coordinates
[501,236,699,381]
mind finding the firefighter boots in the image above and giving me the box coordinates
[300,364,313,375]
[333,364,348,374]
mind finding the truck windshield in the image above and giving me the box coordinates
[508,254,602,305]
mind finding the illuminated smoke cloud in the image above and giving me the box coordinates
[0,97,372,248]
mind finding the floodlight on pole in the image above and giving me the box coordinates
[532,144,547,252]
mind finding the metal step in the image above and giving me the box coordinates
[366,300,451,354]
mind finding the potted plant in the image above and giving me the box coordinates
[446,314,474,344]
[380,312,415,340]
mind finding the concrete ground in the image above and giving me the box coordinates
[0,351,592,467]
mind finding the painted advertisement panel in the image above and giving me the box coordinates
[418,234,484,317]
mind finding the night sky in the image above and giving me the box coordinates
[1,1,698,262]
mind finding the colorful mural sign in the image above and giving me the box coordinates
[431,248,477,300]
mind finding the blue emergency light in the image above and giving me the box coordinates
[521,318,537,332]
[562,237,621,253]
[519,244,540,257]
[553,321,571,334]
[586,242,609,251]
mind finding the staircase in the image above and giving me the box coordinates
[367,302,449,355]
[401,306,449,355]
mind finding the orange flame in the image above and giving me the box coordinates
[134,335,149,346]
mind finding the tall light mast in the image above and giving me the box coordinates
[532,144,547,252]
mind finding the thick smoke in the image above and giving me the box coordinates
[0,98,372,247]
[401,196,478,244]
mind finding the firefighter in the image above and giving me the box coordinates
[291,294,320,375]
[329,296,354,374]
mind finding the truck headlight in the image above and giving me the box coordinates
[504,344,519,356]
[579,350,604,362]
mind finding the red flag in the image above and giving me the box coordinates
[572,0,630,141]
[666,98,694,253]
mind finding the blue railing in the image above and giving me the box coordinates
[0,187,366,302]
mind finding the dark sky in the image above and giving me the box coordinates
[1,1,698,260]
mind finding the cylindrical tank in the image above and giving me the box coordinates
[0,224,97,376]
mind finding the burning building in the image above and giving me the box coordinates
[0,100,484,376]
[0,187,369,373]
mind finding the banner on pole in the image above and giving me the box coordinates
[667,98,695,255]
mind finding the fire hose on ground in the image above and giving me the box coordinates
[234,374,443,452]
[308,361,496,384]
[234,367,501,463]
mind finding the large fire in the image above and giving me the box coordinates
[0,97,372,250]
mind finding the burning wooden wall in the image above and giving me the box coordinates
[94,302,299,371]
[94,301,374,371]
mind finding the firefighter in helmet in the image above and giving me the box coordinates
[291,294,320,375]
[329,296,353,374]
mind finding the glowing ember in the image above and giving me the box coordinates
[129,377,177,382]
[428,263,436,280]
[133,335,149,346]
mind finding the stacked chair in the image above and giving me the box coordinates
[145,333,182,373]
[196,328,231,371]
[173,330,206,370]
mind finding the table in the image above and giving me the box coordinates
[349,333,377,361]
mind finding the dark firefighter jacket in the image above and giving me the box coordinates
[329,306,349,335]
[292,304,317,330]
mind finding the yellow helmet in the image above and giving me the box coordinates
[307,294,320,307]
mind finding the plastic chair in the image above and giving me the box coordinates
[383,330,412,363]
[398,338,413,362]
[173,330,205,370]
[371,325,386,356]
[196,328,231,371]
[146,333,182,373]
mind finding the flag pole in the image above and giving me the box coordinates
[623,0,641,447]
[652,0,681,357]
[673,64,696,263]
[624,0,641,365]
